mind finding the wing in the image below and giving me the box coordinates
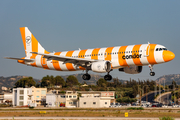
[31,52,97,66]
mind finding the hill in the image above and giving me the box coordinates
[155,74,180,85]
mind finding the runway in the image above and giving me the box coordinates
[0,117,179,120]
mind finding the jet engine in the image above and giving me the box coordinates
[91,61,111,73]
[119,66,142,74]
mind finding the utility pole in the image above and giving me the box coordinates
[146,86,148,102]
[140,90,141,106]
[159,82,161,103]
[155,81,157,97]
[167,87,169,105]
[173,84,175,104]
[164,79,165,91]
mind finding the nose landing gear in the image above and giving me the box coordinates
[149,64,155,76]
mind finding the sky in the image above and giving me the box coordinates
[0,0,179,81]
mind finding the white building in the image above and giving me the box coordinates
[0,93,13,104]
[78,91,115,108]
[13,88,32,106]
[13,87,47,107]
[46,90,78,107]
[46,92,56,107]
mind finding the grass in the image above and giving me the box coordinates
[127,107,144,110]
[0,108,180,118]
[0,111,179,118]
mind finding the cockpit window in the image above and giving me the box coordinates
[163,48,167,50]
[156,48,167,51]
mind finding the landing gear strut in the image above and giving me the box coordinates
[149,64,155,76]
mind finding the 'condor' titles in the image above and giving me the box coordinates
[122,54,142,60]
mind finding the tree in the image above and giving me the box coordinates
[15,77,36,88]
[66,75,79,87]
[54,76,65,86]
[96,78,107,87]
[41,75,51,87]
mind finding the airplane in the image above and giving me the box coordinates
[5,27,175,81]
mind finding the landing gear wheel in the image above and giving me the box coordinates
[82,74,91,80]
[150,72,155,76]
[104,75,112,81]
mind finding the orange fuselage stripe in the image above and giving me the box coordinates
[78,49,87,58]
[66,51,75,71]
[91,48,101,60]
[132,44,143,66]
[105,47,114,61]
[78,49,88,70]
[52,52,62,71]
[118,46,128,66]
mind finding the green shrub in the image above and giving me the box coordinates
[127,107,144,110]
[29,106,34,109]
[159,116,174,120]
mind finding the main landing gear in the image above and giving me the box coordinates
[104,72,112,81]
[82,69,91,80]
[82,73,91,80]
[82,70,112,81]
[149,64,155,76]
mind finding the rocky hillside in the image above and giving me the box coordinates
[156,74,180,85]
[0,76,28,88]
[0,76,40,88]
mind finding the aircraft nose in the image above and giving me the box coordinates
[163,51,175,62]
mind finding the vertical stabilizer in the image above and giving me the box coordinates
[19,27,49,58]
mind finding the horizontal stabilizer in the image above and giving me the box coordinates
[4,57,34,62]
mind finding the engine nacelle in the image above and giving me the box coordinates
[91,61,111,73]
[119,66,142,74]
